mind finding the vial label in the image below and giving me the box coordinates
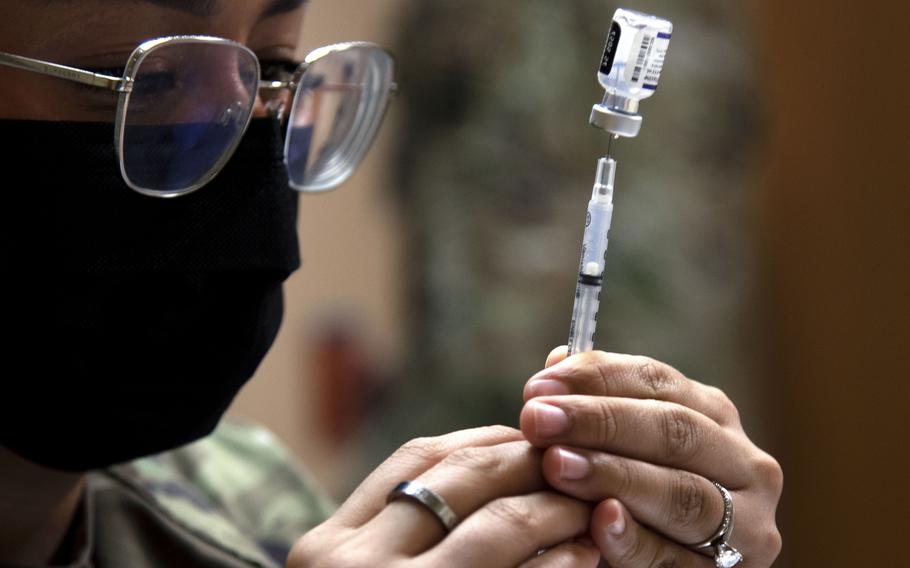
[624,29,671,91]
[599,21,622,76]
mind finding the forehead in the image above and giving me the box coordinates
[119,0,308,19]
[2,0,307,56]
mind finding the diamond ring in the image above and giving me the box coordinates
[690,482,743,568]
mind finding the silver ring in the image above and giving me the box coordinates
[386,480,460,532]
[690,482,743,568]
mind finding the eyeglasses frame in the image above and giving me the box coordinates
[0,36,396,198]
[280,42,397,193]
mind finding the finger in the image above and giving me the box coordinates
[545,345,569,368]
[518,541,601,568]
[523,346,573,401]
[520,396,753,486]
[542,446,726,546]
[592,499,713,568]
[331,425,524,528]
[422,491,592,567]
[524,352,740,427]
[523,347,572,401]
[368,441,546,555]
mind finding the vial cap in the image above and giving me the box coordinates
[590,103,642,138]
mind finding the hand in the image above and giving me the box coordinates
[520,348,783,567]
[288,426,601,568]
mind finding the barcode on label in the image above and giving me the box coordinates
[631,35,653,83]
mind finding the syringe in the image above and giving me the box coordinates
[565,8,673,355]
[567,155,616,356]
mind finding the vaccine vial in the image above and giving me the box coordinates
[590,8,673,138]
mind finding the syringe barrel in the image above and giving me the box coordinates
[577,158,616,281]
[566,158,616,355]
[568,282,602,355]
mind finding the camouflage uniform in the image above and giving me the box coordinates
[8,420,335,568]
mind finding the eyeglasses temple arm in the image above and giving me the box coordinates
[258,80,398,95]
[0,52,125,91]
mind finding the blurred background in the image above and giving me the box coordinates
[229,0,910,566]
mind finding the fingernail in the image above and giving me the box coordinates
[526,379,570,398]
[606,501,625,536]
[557,448,590,480]
[531,358,570,379]
[532,402,569,438]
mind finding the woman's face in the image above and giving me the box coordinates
[0,1,310,473]
[0,0,307,120]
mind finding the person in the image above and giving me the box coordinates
[0,1,783,567]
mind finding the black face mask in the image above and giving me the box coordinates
[1,118,301,472]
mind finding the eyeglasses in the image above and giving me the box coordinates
[0,37,396,198]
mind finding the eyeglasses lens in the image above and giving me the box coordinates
[120,42,259,195]
[286,47,393,192]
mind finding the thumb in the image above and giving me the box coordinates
[545,345,569,368]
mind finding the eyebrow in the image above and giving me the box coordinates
[131,0,221,17]
[261,0,308,18]
[129,0,308,18]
